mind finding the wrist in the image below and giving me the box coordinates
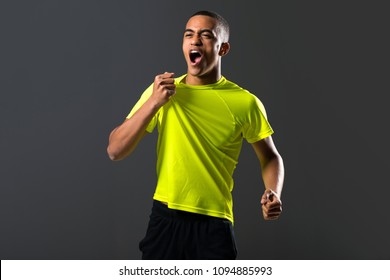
[145,97,163,114]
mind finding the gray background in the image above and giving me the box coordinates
[1,0,389,259]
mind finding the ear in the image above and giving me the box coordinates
[218,42,230,56]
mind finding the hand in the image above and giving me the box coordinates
[261,189,282,220]
[150,72,176,108]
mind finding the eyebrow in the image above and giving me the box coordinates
[184,28,214,35]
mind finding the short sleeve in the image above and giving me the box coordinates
[126,83,158,133]
[242,95,274,143]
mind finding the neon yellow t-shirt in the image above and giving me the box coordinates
[127,74,274,223]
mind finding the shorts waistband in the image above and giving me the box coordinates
[151,200,229,222]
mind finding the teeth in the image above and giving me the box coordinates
[189,50,201,63]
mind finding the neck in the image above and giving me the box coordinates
[185,74,221,86]
[185,66,221,85]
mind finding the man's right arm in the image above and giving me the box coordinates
[107,72,176,161]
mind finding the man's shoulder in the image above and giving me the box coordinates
[219,77,255,97]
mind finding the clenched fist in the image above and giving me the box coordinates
[261,189,282,220]
[149,72,176,108]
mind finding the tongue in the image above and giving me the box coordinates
[194,56,202,64]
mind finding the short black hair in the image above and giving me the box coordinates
[190,10,230,42]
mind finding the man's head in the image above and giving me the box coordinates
[190,10,230,42]
[182,11,230,85]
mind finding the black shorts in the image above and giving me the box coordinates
[139,200,237,260]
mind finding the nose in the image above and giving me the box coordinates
[191,34,202,46]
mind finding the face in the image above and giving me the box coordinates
[182,15,229,85]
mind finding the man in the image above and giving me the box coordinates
[107,10,284,260]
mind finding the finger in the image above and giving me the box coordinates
[262,201,281,211]
[260,191,270,204]
[261,190,274,204]
[154,73,175,84]
[263,210,278,220]
[262,202,282,214]
[166,89,176,96]
[160,78,176,85]
[161,72,175,78]
[162,84,176,92]
[263,201,282,212]
[262,207,282,220]
[264,206,282,215]
[266,198,282,208]
[266,207,282,214]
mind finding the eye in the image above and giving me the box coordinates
[201,33,213,39]
[184,33,193,38]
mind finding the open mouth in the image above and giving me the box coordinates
[189,50,202,64]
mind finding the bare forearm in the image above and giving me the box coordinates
[107,99,159,161]
[251,137,284,220]
[261,154,284,197]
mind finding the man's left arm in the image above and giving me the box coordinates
[251,136,285,220]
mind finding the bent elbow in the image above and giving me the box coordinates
[107,146,121,161]
[107,144,134,161]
